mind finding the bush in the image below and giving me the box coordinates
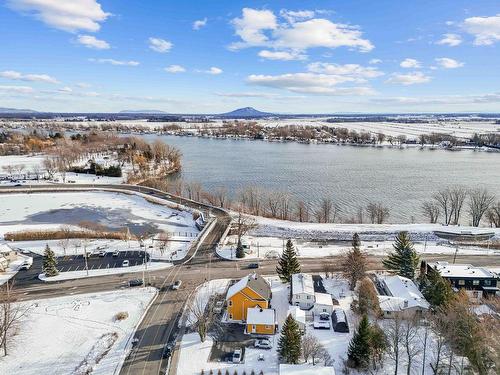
[114,311,129,321]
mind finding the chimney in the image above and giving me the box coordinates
[404,300,409,308]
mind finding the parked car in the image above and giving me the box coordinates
[112,250,120,257]
[313,320,331,329]
[172,280,182,290]
[20,261,32,270]
[122,260,129,267]
[213,300,224,314]
[98,250,107,257]
[128,279,143,287]
[20,249,31,255]
[162,344,173,359]
[319,312,330,321]
[247,263,259,269]
[232,348,242,363]
[254,339,272,349]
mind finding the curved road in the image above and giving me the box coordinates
[1,184,499,375]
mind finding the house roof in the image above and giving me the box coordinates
[291,273,314,295]
[280,364,335,375]
[0,243,14,254]
[247,307,275,326]
[287,306,306,324]
[314,292,333,307]
[226,273,271,301]
[429,262,495,279]
[377,275,429,311]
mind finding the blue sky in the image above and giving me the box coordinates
[0,0,499,113]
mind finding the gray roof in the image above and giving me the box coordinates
[247,273,271,300]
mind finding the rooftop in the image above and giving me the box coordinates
[280,364,335,375]
[291,273,315,295]
[287,306,306,324]
[247,307,276,326]
[226,273,271,301]
[429,262,495,279]
[314,292,334,307]
[378,274,429,311]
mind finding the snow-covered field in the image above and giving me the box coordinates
[217,235,498,260]
[0,288,157,375]
[0,191,199,237]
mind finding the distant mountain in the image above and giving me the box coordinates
[119,109,169,114]
[220,107,274,118]
[0,107,38,113]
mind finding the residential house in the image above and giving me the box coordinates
[226,273,271,322]
[427,261,499,300]
[245,307,277,335]
[0,244,17,272]
[313,292,334,317]
[291,273,315,310]
[376,274,429,318]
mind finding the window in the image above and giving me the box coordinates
[306,295,311,300]
[458,280,465,286]
[228,300,233,306]
[229,314,233,320]
[484,280,491,286]
[265,325,270,329]
[473,280,480,286]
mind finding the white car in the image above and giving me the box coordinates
[122,260,129,267]
[172,280,182,290]
[98,250,107,257]
[254,339,272,349]
[232,348,242,363]
[112,250,120,257]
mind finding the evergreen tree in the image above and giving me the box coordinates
[382,231,420,279]
[342,233,367,290]
[235,239,245,258]
[421,267,454,309]
[276,239,301,283]
[347,314,371,369]
[42,244,58,277]
[278,314,302,364]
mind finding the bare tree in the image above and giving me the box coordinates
[366,202,390,224]
[422,201,440,224]
[433,189,454,225]
[468,188,495,227]
[315,197,333,223]
[485,201,500,227]
[156,231,171,256]
[401,313,421,375]
[187,292,219,343]
[386,312,404,375]
[301,334,329,365]
[0,281,31,356]
[428,312,451,375]
[449,187,467,225]
[214,187,229,208]
[43,157,57,180]
[57,238,70,257]
[296,201,309,222]
[233,205,257,245]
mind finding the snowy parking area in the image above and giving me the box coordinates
[0,288,157,375]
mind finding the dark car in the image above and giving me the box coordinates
[247,263,259,269]
[162,344,173,359]
[128,279,143,287]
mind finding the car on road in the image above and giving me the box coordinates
[131,337,139,347]
[172,280,182,290]
[98,250,107,257]
[162,344,173,359]
[232,348,243,363]
[247,263,259,269]
[112,250,120,257]
[128,279,143,287]
[20,260,32,270]
[122,260,129,267]
[254,338,272,349]
[20,249,31,255]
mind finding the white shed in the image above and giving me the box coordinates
[313,292,334,316]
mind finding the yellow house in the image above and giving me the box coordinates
[245,307,277,335]
[226,273,271,322]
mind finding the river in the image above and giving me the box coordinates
[142,134,500,223]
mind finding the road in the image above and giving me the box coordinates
[2,184,499,375]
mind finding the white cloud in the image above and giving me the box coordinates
[58,86,73,93]
[258,50,306,61]
[279,9,315,23]
[0,70,59,84]
[435,57,464,69]
[230,8,373,55]
[148,37,173,53]
[6,0,110,33]
[436,33,462,47]
[307,62,384,79]
[88,58,140,66]
[216,92,279,98]
[164,65,186,73]
[247,72,375,95]
[77,35,110,49]
[76,82,91,88]
[400,58,421,69]
[386,71,431,85]
[206,67,223,75]
[0,85,34,93]
[193,18,207,30]
[371,92,500,106]
[463,14,500,45]
[369,58,382,64]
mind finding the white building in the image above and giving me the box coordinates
[313,292,334,316]
[0,244,17,272]
[376,275,429,318]
[291,273,315,310]
[280,364,335,375]
[287,306,306,333]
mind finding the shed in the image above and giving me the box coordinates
[331,308,349,333]
[313,292,334,316]
[245,307,277,335]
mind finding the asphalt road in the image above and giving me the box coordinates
[2,184,499,375]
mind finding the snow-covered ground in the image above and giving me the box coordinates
[0,288,157,375]
[217,235,499,260]
[249,216,500,241]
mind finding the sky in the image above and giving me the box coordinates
[0,0,499,113]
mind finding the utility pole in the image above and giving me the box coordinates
[83,242,89,276]
[453,244,458,264]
